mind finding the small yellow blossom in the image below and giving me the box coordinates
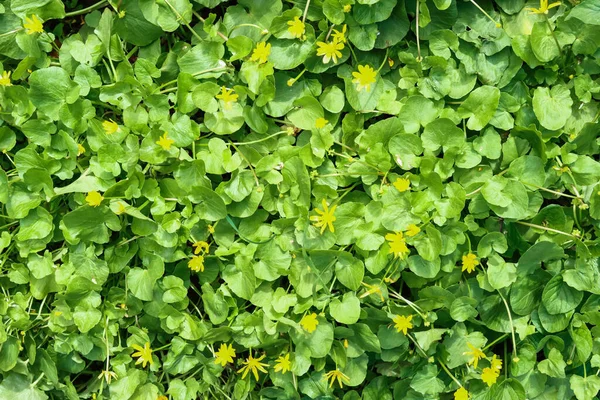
[237,353,269,380]
[214,343,236,367]
[393,177,411,192]
[250,41,271,64]
[392,314,413,335]
[526,0,561,14]
[315,117,329,128]
[464,343,486,369]
[352,64,377,92]
[316,40,344,64]
[490,354,502,372]
[115,201,128,215]
[24,15,44,35]
[131,342,153,368]
[300,313,319,333]
[343,339,349,348]
[103,120,119,135]
[481,367,499,386]
[274,353,292,374]
[156,132,175,151]
[461,253,479,273]
[157,396,168,400]
[360,281,385,302]
[86,191,104,207]
[386,232,410,259]
[287,16,305,39]
[77,143,86,156]
[0,71,12,86]
[324,369,350,388]
[97,370,118,385]
[54,311,63,317]
[192,240,210,255]
[331,24,347,44]
[287,78,296,86]
[208,224,215,234]
[405,224,421,237]
[343,4,352,12]
[310,199,337,234]
[388,57,395,67]
[454,387,470,400]
[188,255,205,272]
[215,86,238,110]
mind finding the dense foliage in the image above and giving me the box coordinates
[1,0,600,399]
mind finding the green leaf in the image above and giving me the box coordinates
[542,274,583,315]
[566,0,600,25]
[570,375,600,400]
[28,67,79,120]
[457,85,500,131]
[329,292,361,324]
[532,85,573,131]
[421,118,464,152]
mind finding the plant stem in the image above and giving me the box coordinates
[415,0,422,61]
[164,0,204,43]
[497,291,518,360]
[544,15,562,56]
[516,221,578,238]
[302,0,311,23]
[65,0,108,17]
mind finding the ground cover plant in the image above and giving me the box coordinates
[1,0,600,398]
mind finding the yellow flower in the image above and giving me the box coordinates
[287,78,296,86]
[0,71,12,86]
[310,199,337,234]
[300,313,319,333]
[157,396,168,400]
[385,232,410,259]
[156,132,175,151]
[343,4,352,12]
[237,353,269,380]
[464,343,486,369]
[208,224,215,234]
[324,369,350,388]
[192,240,210,255]
[115,202,128,215]
[352,64,377,92]
[77,144,86,156]
[24,15,44,34]
[490,354,502,372]
[405,224,421,237]
[274,353,291,374]
[287,16,305,39]
[331,24,347,44]
[131,342,153,368]
[86,191,104,207]
[461,253,479,273]
[103,119,119,135]
[250,41,271,64]
[527,0,561,14]
[454,387,470,400]
[393,177,411,192]
[97,370,118,385]
[388,57,395,67]
[188,255,205,272]
[360,281,385,302]
[481,366,499,386]
[315,117,329,128]
[214,343,236,367]
[392,314,413,335]
[215,86,238,110]
[316,40,344,64]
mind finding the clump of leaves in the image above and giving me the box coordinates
[1,0,600,399]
